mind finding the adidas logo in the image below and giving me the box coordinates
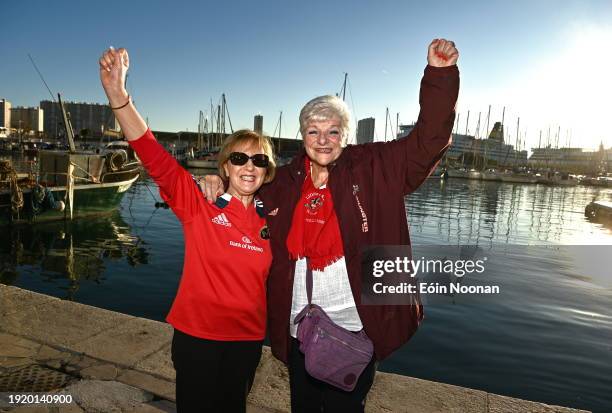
[212,213,231,227]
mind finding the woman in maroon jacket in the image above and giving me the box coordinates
[202,38,459,412]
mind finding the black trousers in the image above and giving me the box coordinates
[171,329,263,413]
[288,337,377,413]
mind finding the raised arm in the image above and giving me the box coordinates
[99,47,202,222]
[367,39,459,195]
[99,47,147,140]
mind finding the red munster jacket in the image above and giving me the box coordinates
[130,131,272,341]
[258,65,459,363]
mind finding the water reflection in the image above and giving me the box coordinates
[1,175,611,411]
[408,179,612,246]
[0,212,148,299]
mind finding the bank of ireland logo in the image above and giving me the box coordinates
[305,192,324,215]
[241,236,252,244]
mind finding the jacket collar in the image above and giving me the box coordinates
[214,192,266,217]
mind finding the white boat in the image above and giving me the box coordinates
[1,94,141,225]
[499,171,537,184]
[446,167,469,179]
[186,153,218,169]
[186,160,217,169]
[481,169,501,181]
[467,169,482,180]
[592,176,612,188]
[553,177,578,186]
[536,172,579,186]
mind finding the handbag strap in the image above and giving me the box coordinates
[306,259,313,305]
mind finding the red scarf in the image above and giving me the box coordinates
[286,159,344,271]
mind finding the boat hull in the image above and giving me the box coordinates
[0,173,139,225]
[500,175,537,184]
[186,159,218,169]
[446,169,469,179]
[481,172,501,181]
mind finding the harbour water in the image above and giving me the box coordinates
[1,172,611,412]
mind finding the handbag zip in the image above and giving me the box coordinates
[317,326,372,357]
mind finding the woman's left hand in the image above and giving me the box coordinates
[427,38,459,67]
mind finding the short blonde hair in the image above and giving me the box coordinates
[299,95,352,145]
[218,129,276,183]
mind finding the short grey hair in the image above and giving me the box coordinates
[299,95,352,145]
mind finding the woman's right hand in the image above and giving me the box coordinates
[99,47,130,107]
[197,175,226,203]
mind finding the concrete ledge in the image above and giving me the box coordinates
[1,286,135,348]
[0,285,590,413]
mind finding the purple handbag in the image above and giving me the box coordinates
[293,261,374,392]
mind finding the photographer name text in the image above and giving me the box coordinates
[372,282,500,295]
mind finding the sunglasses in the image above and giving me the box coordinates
[229,152,269,168]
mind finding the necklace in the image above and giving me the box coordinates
[309,162,329,188]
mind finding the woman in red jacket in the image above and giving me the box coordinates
[99,47,275,413]
[201,38,459,412]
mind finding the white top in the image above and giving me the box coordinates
[289,256,364,338]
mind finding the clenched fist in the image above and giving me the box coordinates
[99,47,130,107]
[427,39,459,67]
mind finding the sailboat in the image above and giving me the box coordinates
[0,94,140,224]
[186,94,232,169]
[477,106,502,181]
[498,117,537,184]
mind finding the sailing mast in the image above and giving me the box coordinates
[278,111,282,154]
[474,112,481,169]
[396,113,399,139]
[197,110,204,151]
[209,99,215,150]
[481,105,491,171]
[58,94,76,153]
[216,104,221,147]
[337,73,348,101]
[222,93,234,134]
[455,113,460,135]
[501,107,505,141]
[221,95,226,136]
[514,117,520,166]
[384,107,389,142]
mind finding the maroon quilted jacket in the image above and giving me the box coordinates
[258,65,459,363]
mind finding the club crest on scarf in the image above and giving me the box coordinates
[305,192,325,215]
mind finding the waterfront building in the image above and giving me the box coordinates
[398,121,527,166]
[357,117,375,144]
[10,106,44,135]
[40,100,119,139]
[0,99,11,133]
[254,115,263,135]
[528,145,612,173]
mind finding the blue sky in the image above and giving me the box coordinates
[2,0,611,150]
